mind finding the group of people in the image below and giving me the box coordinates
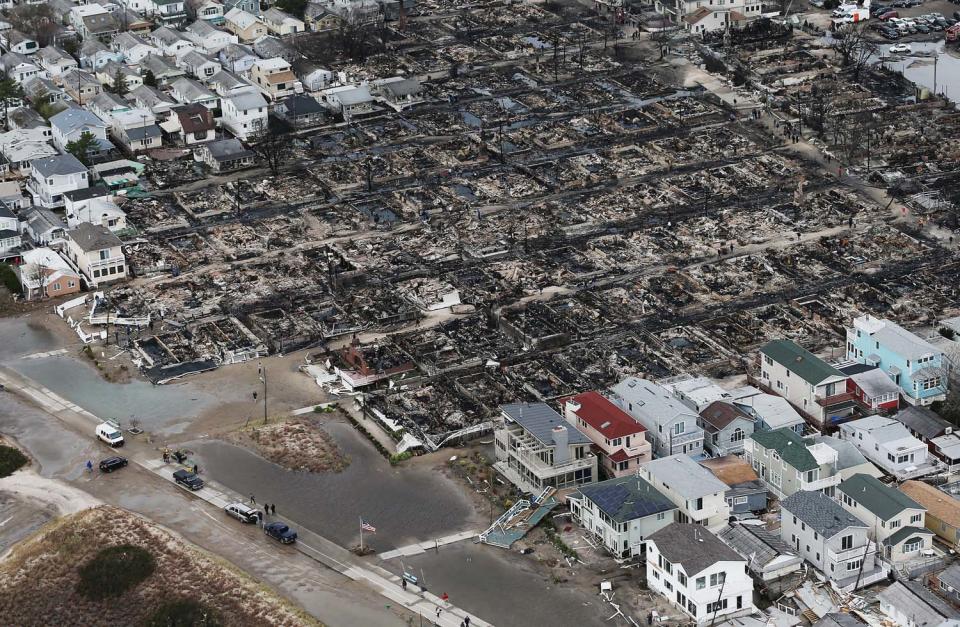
[249,495,276,517]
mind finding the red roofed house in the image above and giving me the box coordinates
[564,391,652,478]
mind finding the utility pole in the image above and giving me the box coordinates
[933,51,939,97]
[258,361,267,424]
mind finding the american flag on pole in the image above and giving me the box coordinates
[361,520,376,533]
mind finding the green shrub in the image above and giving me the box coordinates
[0,263,20,294]
[0,445,28,477]
[389,451,413,465]
[940,327,956,340]
[143,599,221,627]
[77,545,156,600]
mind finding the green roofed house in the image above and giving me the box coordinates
[744,427,841,500]
[757,340,851,429]
[837,473,933,564]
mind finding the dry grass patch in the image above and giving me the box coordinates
[0,506,319,627]
[229,416,349,474]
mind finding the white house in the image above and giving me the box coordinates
[1,52,44,85]
[223,7,268,42]
[757,339,851,428]
[35,47,78,76]
[49,108,114,158]
[493,402,597,494]
[1,30,38,55]
[220,90,267,140]
[638,454,731,531]
[646,523,755,625]
[169,77,219,109]
[321,83,374,121]
[63,222,126,285]
[184,19,238,53]
[0,204,19,253]
[656,0,763,32]
[27,154,89,209]
[571,475,676,558]
[780,490,886,591]
[16,247,81,300]
[64,186,127,232]
[0,127,57,173]
[610,376,705,458]
[180,50,222,81]
[262,8,305,35]
[150,26,197,57]
[837,473,933,564]
[111,32,159,64]
[838,416,939,479]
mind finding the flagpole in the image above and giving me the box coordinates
[359,516,364,551]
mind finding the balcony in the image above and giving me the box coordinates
[827,542,876,565]
[800,474,841,492]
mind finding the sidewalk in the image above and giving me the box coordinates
[0,367,490,627]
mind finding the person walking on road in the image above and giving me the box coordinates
[86,460,93,473]
[250,494,255,505]
[271,504,276,515]
[436,607,442,619]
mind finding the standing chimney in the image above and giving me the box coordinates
[552,425,570,465]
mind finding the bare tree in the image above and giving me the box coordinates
[249,120,292,176]
[28,264,49,300]
[830,24,877,80]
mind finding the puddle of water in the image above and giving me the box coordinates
[0,317,60,363]
[12,355,217,433]
[877,41,960,104]
[191,420,476,550]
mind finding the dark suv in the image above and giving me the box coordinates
[264,522,297,544]
[173,469,204,490]
[99,456,128,473]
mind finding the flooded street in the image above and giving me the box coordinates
[398,543,607,627]
[190,417,481,549]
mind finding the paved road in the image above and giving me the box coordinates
[0,366,489,627]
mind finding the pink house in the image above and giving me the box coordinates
[564,391,652,477]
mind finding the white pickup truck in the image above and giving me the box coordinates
[96,421,124,447]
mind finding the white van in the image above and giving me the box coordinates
[96,421,124,447]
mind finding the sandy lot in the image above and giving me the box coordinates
[227,414,350,473]
[0,505,319,626]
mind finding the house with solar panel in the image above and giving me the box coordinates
[569,475,676,558]
[493,403,598,495]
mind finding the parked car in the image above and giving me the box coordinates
[889,43,913,52]
[173,469,204,490]
[915,23,931,32]
[224,502,261,523]
[879,11,899,19]
[99,456,128,472]
[264,522,297,544]
[882,28,901,38]
[96,421,124,447]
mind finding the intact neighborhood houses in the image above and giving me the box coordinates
[491,314,953,621]
[0,0,427,293]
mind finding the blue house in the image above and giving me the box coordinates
[846,316,948,406]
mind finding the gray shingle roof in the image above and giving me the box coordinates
[577,476,675,524]
[206,138,254,160]
[781,490,865,537]
[648,523,744,575]
[501,402,590,447]
[882,525,932,547]
[896,406,953,441]
[32,154,87,177]
[67,222,121,252]
[878,581,960,624]
[939,563,960,592]
[50,108,105,134]
[813,613,867,627]
[718,523,796,570]
[838,473,922,520]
